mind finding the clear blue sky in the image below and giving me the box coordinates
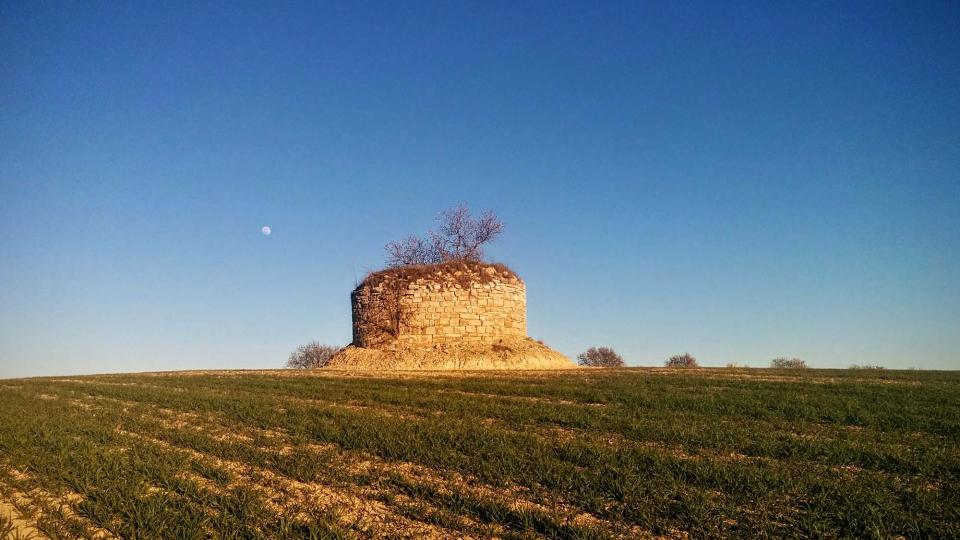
[2,1,958,377]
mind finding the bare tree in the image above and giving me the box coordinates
[771,357,807,369]
[286,342,340,369]
[665,353,698,368]
[430,205,504,262]
[385,235,440,267]
[384,204,504,267]
[577,347,625,367]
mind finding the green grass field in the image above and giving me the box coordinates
[0,368,957,539]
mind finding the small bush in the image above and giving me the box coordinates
[849,364,885,370]
[577,347,625,367]
[771,357,807,369]
[665,353,698,368]
[286,342,340,369]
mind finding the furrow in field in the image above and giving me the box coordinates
[57,378,441,422]
[44,378,189,391]
[65,382,766,536]
[434,388,607,407]
[131,377,913,458]
[67,393,290,447]
[641,370,924,386]
[92,393,632,538]
[514,417,939,482]
[115,427,470,539]
[53,380,947,502]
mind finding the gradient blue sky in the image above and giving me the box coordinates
[2,1,958,377]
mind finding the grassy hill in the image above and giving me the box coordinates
[0,368,957,539]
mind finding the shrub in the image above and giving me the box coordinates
[286,342,340,369]
[849,364,885,370]
[771,357,807,369]
[577,347,625,367]
[665,353,698,368]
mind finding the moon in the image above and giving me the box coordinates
[261,226,271,236]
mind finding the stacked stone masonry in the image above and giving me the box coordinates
[351,266,527,348]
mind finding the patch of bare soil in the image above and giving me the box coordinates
[0,467,115,539]
[0,495,45,539]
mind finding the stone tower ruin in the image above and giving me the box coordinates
[351,262,526,348]
[326,261,573,369]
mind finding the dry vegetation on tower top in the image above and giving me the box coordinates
[356,259,520,292]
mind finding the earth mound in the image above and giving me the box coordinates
[326,337,576,370]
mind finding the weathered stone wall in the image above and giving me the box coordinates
[351,265,527,348]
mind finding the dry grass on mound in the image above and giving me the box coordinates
[326,338,576,370]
